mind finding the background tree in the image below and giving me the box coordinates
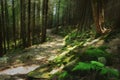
[1,0,7,53]
[27,0,32,46]
[20,0,27,47]
[12,0,16,48]
[0,0,3,56]
[41,0,49,43]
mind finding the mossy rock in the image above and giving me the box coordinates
[27,64,52,79]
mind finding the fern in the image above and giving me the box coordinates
[100,67,119,77]
[72,61,119,79]
[91,61,104,67]
[59,71,69,80]
[72,62,93,71]
[98,46,109,51]
[72,61,105,71]
[85,48,106,58]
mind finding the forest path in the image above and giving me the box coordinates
[0,29,65,80]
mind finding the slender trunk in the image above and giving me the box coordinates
[5,0,10,50]
[0,18,3,56]
[12,0,16,48]
[36,0,41,42]
[56,0,61,32]
[20,0,26,47]
[1,0,6,53]
[27,0,32,46]
[32,1,36,43]
[41,0,48,43]
[0,1,3,56]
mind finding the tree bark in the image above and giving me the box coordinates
[41,0,48,43]
[36,0,41,42]
[5,0,10,50]
[20,0,27,47]
[55,0,61,32]
[1,0,6,53]
[32,1,36,43]
[91,0,110,34]
[27,0,32,46]
[12,0,16,48]
[0,1,3,56]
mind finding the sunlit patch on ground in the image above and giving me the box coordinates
[0,65,39,75]
[0,29,65,79]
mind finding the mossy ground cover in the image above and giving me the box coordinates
[28,30,120,80]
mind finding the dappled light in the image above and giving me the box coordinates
[0,0,120,80]
[0,65,39,75]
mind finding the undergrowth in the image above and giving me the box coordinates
[50,29,120,80]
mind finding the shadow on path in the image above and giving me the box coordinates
[0,29,64,80]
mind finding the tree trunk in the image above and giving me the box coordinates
[5,0,10,50]
[12,0,16,48]
[0,1,3,56]
[55,0,61,32]
[91,0,110,34]
[1,0,7,53]
[36,0,41,43]
[32,1,36,43]
[41,0,48,43]
[27,0,32,46]
[20,0,27,47]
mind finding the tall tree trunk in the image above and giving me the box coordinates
[56,0,61,32]
[41,0,48,43]
[0,18,3,56]
[1,0,6,53]
[36,0,41,42]
[91,0,102,34]
[32,1,36,43]
[27,0,32,46]
[12,0,16,48]
[20,0,27,47]
[0,1,3,56]
[91,0,110,34]
[5,0,10,50]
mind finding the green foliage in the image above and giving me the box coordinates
[97,46,109,51]
[72,61,119,79]
[72,61,104,71]
[100,67,119,77]
[64,29,92,46]
[50,71,70,80]
[58,71,69,80]
[80,47,112,63]
[51,60,119,80]
[64,29,78,45]
[91,61,104,67]
[85,47,106,58]
[49,26,120,80]
[72,62,93,71]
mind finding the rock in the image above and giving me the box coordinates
[107,38,120,54]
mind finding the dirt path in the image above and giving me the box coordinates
[0,29,64,80]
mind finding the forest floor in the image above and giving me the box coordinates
[0,29,65,80]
